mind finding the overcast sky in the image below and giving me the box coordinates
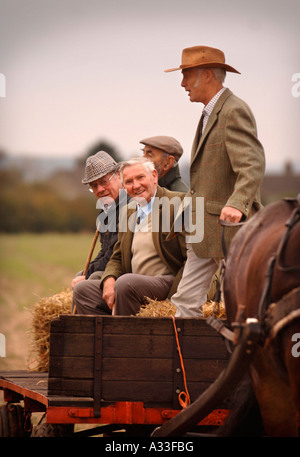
[0,0,299,172]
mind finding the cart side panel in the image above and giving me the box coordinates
[48,315,228,408]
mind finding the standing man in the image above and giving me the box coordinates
[140,135,188,192]
[165,45,265,317]
[75,157,186,316]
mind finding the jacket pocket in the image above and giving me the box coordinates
[206,200,224,215]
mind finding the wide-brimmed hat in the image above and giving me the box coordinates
[82,151,119,184]
[140,135,183,162]
[165,45,240,74]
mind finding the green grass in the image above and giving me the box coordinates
[0,232,97,305]
[0,232,98,370]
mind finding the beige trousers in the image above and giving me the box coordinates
[171,244,220,317]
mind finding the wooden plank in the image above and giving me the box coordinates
[103,334,174,358]
[184,359,228,382]
[47,377,217,406]
[48,378,174,402]
[48,356,227,383]
[50,315,221,337]
[0,370,46,378]
[50,315,95,334]
[181,336,228,359]
[49,332,227,359]
[49,357,172,381]
[48,378,94,397]
[49,334,94,357]
[49,357,94,378]
[102,358,172,381]
[0,372,49,393]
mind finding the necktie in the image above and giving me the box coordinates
[199,111,205,136]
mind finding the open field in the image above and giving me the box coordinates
[0,232,97,371]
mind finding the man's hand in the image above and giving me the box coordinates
[71,275,86,289]
[102,277,116,311]
[220,206,243,223]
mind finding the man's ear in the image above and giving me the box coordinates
[163,155,175,171]
[152,168,158,181]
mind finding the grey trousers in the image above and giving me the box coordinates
[171,244,220,318]
[73,273,175,316]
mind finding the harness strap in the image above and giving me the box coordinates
[264,286,300,340]
[277,206,300,273]
[206,315,234,342]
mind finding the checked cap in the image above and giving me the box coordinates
[82,151,119,184]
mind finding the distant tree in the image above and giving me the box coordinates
[0,149,7,165]
[77,138,124,167]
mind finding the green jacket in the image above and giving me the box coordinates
[158,164,188,193]
[101,186,187,297]
[188,88,265,258]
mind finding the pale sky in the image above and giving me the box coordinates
[0,0,299,172]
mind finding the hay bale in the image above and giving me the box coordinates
[137,297,227,319]
[137,297,176,317]
[202,300,226,319]
[28,289,73,372]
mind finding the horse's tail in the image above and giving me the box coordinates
[218,375,265,436]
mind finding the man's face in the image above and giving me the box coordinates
[181,68,205,103]
[122,163,158,205]
[142,145,170,178]
[89,172,122,205]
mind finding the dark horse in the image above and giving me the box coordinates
[222,196,300,436]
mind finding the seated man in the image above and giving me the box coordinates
[72,151,128,310]
[140,135,188,192]
[74,157,187,316]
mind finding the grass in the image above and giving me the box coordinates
[0,232,97,370]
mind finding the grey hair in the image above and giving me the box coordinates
[195,67,226,83]
[211,68,226,83]
[160,151,178,168]
[119,157,155,184]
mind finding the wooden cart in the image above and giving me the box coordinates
[0,315,231,437]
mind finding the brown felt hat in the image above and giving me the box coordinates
[165,45,240,74]
[140,136,183,162]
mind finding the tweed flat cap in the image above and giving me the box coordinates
[82,151,119,184]
[140,136,183,162]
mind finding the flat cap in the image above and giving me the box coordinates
[140,136,183,162]
[82,151,118,184]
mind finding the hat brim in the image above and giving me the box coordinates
[82,164,119,184]
[165,62,240,74]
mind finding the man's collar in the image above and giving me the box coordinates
[136,189,157,219]
[158,164,181,188]
[203,86,227,115]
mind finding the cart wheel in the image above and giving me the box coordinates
[31,423,74,437]
[0,404,28,437]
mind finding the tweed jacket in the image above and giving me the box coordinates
[187,88,265,258]
[85,192,130,278]
[101,186,187,298]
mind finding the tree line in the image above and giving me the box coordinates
[0,140,124,233]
